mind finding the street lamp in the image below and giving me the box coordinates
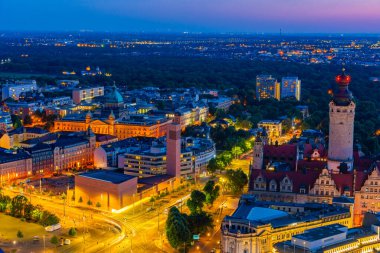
[303,241,306,253]
[293,239,296,253]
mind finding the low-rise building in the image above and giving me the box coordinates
[2,80,37,100]
[75,170,137,211]
[24,143,54,176]
[274,221,380,253]
[258,120,282,138]
[72,86,104,104]
[0,148,32,183]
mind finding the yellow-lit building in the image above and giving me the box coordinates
[54,112,172,140]
[0,148,32,183]
[221,196,352,253]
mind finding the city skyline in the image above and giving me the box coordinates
[1,0,380,33]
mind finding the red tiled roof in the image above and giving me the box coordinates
[250,169,320,193]
[264,144,297,157]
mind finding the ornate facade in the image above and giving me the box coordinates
[354,165,380,226]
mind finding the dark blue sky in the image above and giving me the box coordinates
[1,0,380,33]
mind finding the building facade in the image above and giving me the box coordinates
[2,80,37,100]
[0,148,32,183]
[256,75,280,101]
[280,77,301,101]
[72,86,104,104]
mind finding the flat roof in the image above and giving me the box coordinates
[293,224,347,242]
[78,171,135,184]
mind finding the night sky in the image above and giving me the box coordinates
[1,0,380,33]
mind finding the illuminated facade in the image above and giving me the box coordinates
[353,166,380,226]
[221,196,352,253]
[280,77,301,101]
[1,80,37,100]
[0,148,32,183]
[72,86,104,104]
[257,120,282,138]
[54,112,172,140]
[256,75,280,101]
[53,128,96,171]
[173,105,208,131]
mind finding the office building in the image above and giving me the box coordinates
[256,75,280,101]
[281,77,301,101]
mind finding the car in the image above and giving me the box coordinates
[64,239,71,245]
[45,223,61,232]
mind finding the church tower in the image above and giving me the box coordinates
[327,69,355,173]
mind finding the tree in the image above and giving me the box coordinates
[187,212,214,235]
[11,114,22,128]
[17,230,24,239]
[165,207,191,250]
[50,235,59,245]
[68,227,77,237]
[39,211,60,226]
[225,168,248,194]
[207,158,218,174]
[96,202,101,208]
[78,196,83,203]
[186,190,206,214]
[10,195,28,217]
[87,199,93,206]
[23,114,33,125]
[203,181,220,206]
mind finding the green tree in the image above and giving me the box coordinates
[206,158,218,174]
[96,202,101,208]
[186,190,206,214]
[165,207,191,250]
[225,168,248,194]
[17,230,23,239]
[11,114,22,128]
[50,235,59,245]
[187,211,214,235]
[78,196,83,203]
[203,180,220,206]
[39,211,60,226]
[10,195,28,217]
[68,227,77,237]
[87,199,93,206]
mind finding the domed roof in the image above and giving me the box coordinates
[105,84,124,104]
[332,68,353,106]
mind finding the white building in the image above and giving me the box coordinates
[72,86,104,104]
[2,80,38,100]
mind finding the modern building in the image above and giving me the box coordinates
[75,170,138,211]
[0,148,32,183]
[256,75,280,101]
[72,86,104,104]
[257,120,282,138]
[5,101,40,120]
[220,195,352,253]
[1,80,38,100]
[280,77,301,101]
[327,70,355,172]
[124,137,215,177]
[273,222,380,253]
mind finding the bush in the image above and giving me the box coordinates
[87,200,93,206]
[17,230,23,239]
[96,202,101,208]
[78,196,83,203]
[39,211,60,226]
[50,235,59,245]
[68,227,77,237]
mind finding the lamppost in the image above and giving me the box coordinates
[303,241,306,253]
[293,239,296,253]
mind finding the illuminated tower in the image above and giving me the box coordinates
[252,129,267,170]
[166,123,181,178]
[327,69,355,172]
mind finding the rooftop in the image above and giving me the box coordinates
[78,171,135,184]
[293,224,347,242]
